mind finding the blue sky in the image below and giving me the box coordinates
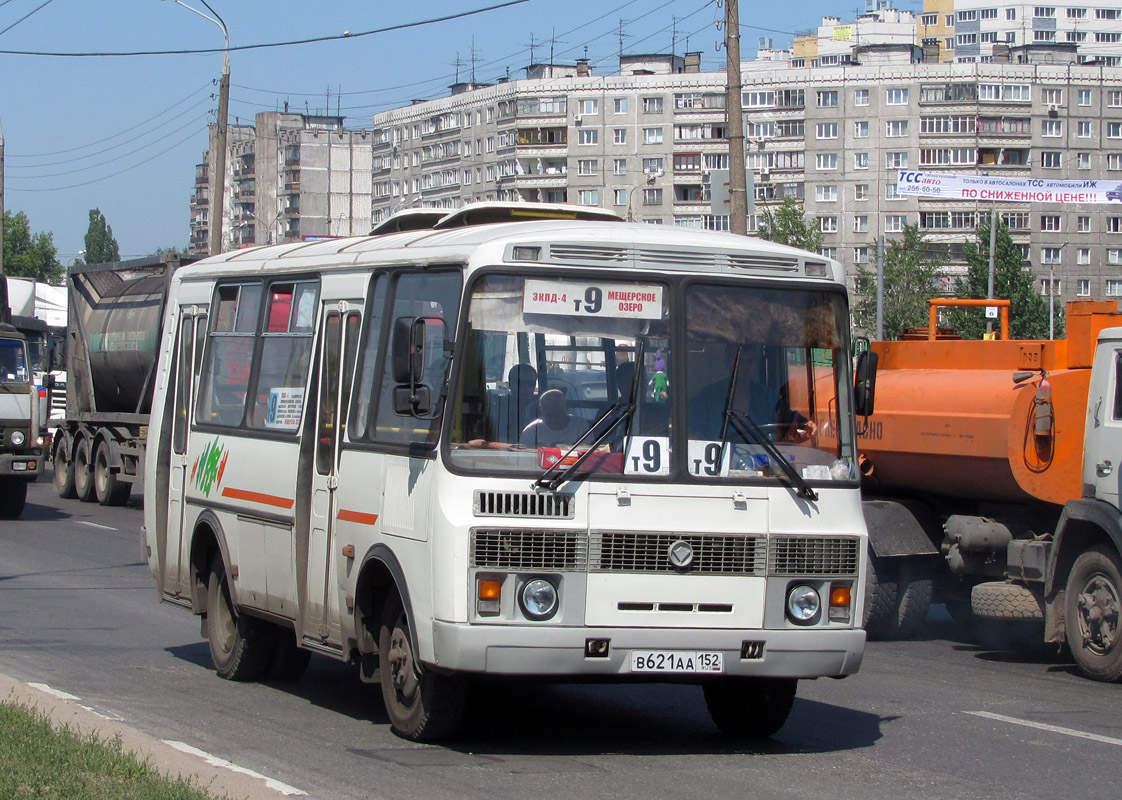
[0,0,888,261]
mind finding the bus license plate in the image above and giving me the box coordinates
[630,651,724,673]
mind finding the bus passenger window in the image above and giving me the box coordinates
[248,280,319,432]
[196,283,261,427]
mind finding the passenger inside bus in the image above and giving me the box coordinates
[518,389,589,448]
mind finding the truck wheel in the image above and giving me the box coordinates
[53,441,76,499]
[206,559,277,681]
[267,626,311,681]
[863,548,899,639]
[0,478,27,519]
[93,442,131,506]
[971,582,1044,620]
[1064,546,1122,682]
[703,678,797,738]
[379,590,465,741]
[72,437,95,502]
[895,558,933,638]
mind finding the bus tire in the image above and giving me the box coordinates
[703,677,797,738]
[863,549,899,639]
[267,627,311,681]
[206,559,276,682]
[0,478,27,519]
[378,591,465,742]
[895,558,934,638]
[1064,545,1122,683]
[72,436,95,502]
[93,441,131,506]
[53,440,76,499]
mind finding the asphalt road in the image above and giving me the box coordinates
[2,475,1121,800]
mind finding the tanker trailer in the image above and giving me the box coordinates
[52,255,196,505]
[859,298,1122,682]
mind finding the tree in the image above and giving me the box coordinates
[951,216,1058,340]
[83,208,120,265]
[756,197,823,253]
[2,210,63,285]
[852,224,944,339]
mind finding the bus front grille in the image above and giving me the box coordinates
[471,529,587,571]
[768,536,860,576]
[590,532,767,575]
[474,490,575,519]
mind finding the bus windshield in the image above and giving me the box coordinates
[447,273,857,485]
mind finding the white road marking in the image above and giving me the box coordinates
[163,741,308,796]
[28,682,80,701]
[76,521,117,531]
[967,711,1122,747]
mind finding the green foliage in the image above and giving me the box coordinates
[852,224,944,339]
[952,216,1060,340]
[83,208,121,265]
[0,702,223,799]
[2,210,64,285]
[756,197,823,253]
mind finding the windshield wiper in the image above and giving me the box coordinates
[534,340,645,492]
[717,347,818,502]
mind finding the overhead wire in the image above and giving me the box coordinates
[0,0,56,39]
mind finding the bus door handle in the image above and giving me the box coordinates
[327,475,339,490]
[1098,460,1113,477]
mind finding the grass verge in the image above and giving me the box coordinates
[0,701,225,800]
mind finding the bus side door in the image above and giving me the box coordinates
[167,309,207,597]
[302,304,361,645]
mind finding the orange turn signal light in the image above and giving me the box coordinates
[478,580,502,600]
[830,585,851,607]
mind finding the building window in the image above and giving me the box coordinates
[1034,6,1055,17]
[642,96,664,113]
[577,129,598,145]
[614,158,627,175]
[1077,278,1091,296]
[885,184,903,200]
[1078,89,1092,107]
[580,99,599,115]
[1042,119,1062,137]
[1078,121,1092,138]
[816,122,839,139]
[886,88,909,105]
[1109,153,1122,170]
[981,7,998,18]
[614,128,627,144]
[1078,249,1091,266]
[1108,217,1122,233]
[816,153,838,170]
[578,189,599,206]
[614,98,628,114]
[1107,122,1122,139]
[613,188,627,206]
[642,157,664,174]
[1006,8,1016,19]
[577,159,598,176]
[643,187,663,205]
[1108,280,1122,296]
[817,90,839,107]
[854,247,869,264]
[1040,215,1061,231]
[885,214,907,233]
[886,151,908,169]
[1041,151,1061,169]
[674,153,701,171]
[855,184,869,201]
[885,120,909,137]
[854,121,869,138]
[643,127,664,144]
[1110,251,1122,267]
[818,216,839,233]
[816,185,838,202]
[855,152,870,169]
[1041,247,1062,264]
[1078,152,1091,169]
[853,215,869,233]
[855,88,869,106]
[1110,91,1122,108]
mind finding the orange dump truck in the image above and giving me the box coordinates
[859,299,1122,682]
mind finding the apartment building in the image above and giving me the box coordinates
[189,111,374,256]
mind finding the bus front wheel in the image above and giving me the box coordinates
[703,677,797,738]
[206,559,276,681]
[378,591,465,742]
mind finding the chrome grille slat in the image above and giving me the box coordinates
[471,529,587,571]
[768,536,860,576]
[474,490,574,519]
[590,532,767,575]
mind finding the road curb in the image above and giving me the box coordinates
[0,672,305,799]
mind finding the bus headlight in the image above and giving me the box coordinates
[519,578,559,620]
[786,584,821,625]
[10,430,26,447]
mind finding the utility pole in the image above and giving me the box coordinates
[876,234,885,340]
[726,0,747,235]
[0,114,9,325]
[986,206,997,336]
[212,53,230,255]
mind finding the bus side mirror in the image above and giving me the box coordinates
[853,342,878,418]
[392,317,424,384]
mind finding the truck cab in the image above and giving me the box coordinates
[0,323,45,518]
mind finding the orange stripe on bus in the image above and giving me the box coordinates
[221,486,295,510]
[337,509,380,526]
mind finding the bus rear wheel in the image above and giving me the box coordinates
[703,677,797,738]
[378,591,465,742]
[206,559,276,681]
[0,478,27,519]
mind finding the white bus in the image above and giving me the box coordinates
[143,205,869,741]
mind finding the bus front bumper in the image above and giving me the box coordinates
[430,621,865,678]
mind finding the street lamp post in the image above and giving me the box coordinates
[166,0,230,256]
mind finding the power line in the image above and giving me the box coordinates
[0,0,56,39]
[0,0,531,57]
